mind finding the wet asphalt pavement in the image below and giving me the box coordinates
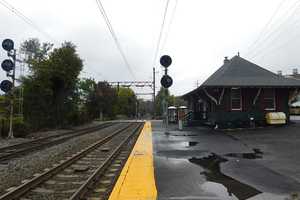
[152,120,300,200]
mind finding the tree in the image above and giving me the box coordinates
[86,81,117,120]
[20,38,53,65]
[155,87,172,116]
[174,96,187,107]
[115,87,137,118]
[22,41,83,129]
[138,99,153,118]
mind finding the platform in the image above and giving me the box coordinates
[109,121,300,200]
[108,121,157,200]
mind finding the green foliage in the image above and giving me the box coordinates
[22,40,83,130]
[155,87,172,116]
[138,99,153,118]
[0,117,29,138]
[20,38,53,66]
[86,81,118,120]
[0,95,9,116]
[155,87,187,117]
[173,96,187,107]
[115,87,137,118]
[14,38,145,133]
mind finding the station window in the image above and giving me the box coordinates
[264,89,276,110]
[231,88,242,110]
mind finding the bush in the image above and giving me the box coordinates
[0,116,29,138]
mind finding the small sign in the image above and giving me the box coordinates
[2,39,14,51]
[161,75,173,88]
[160,55,172,68]
[1,59,14,72]
[0,80,13,93]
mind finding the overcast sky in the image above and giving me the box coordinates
[1,0,300,97]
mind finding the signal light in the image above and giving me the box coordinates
[2,39,14,52]
[1,59,14,72]
[0,80,13,93]
[1,39,15,93]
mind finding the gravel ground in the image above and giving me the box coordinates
[0,122,127,195]
[0,121,105,148]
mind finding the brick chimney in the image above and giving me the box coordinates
[224,56,230,64]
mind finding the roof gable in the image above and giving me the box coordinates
[201,56,300,87]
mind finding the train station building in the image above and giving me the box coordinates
[183,55,300,128]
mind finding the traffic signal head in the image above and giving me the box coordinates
[2,39,14,51]
[161,75,173,88]
[0,80,13,93]
[1,59,14,72]
[160,55,172,68]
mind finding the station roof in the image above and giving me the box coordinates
[183,55,300,97]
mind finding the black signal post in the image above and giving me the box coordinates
[1,39,16,139]
[160,55,173,89]
[160,55,173,130]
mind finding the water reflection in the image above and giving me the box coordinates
[224,152,262,159]
[188,141,198,146]
[189,154,262,200]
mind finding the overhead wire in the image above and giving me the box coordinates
[245,0,288,56]
[246,0,300,59]
[161,0,178,51]
[255,18,300,63]
[95,0,136,80]
[248,0,300,60]
[0,0,57,43]
[152,0,171,70]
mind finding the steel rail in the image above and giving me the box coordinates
[69,123,143,200]
[0,123,137,200]
[0,122,113,151]
[0,122,115,162]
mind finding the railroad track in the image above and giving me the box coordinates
[0,122,117,162]
[0,122,144,200]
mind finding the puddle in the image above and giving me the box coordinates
[180,141,199,148]
[156,150,210,159]
[224,149,263,160]
[171,134,198,137]
[188,141,198,146]
[253,148,263,154]
[224,153,262,159]
[189,154,262,200]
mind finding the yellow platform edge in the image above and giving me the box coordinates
[108,121,157,200]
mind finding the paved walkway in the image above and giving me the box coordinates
[109,121,300,200]
[108,121,157,200]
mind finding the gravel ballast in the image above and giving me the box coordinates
[0,121,106,149]
[0,122,127,195]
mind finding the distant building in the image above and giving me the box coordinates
[285,68,300,80]
[285,68,300,114]
[183,55,300,128]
